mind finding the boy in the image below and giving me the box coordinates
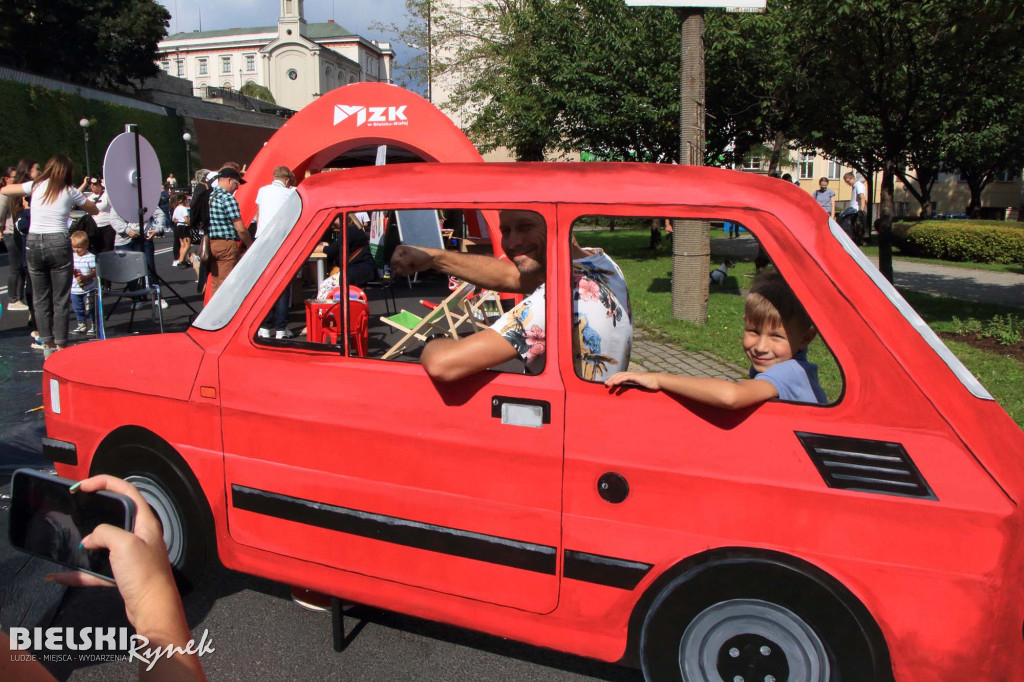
[70,231,97,335]
[605,270,826,407]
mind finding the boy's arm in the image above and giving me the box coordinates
[606,371,778,410]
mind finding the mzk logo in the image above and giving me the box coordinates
[333,104,409,128]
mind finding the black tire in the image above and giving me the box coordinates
[640,561,890,682]
[99,444,212,593]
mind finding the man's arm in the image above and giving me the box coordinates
[391,245,537,293]
[233,219,252,247]
[420,330,520,382]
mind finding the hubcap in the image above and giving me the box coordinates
[679,599,830,682]
[124,474,185,567]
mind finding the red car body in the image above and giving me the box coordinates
[41,86,1024,681]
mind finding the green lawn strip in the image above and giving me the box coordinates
[859,245,1024,275]
[577,228,1021,424]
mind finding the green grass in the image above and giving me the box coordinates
[859,245,1024,275]
[578,228,1023,426]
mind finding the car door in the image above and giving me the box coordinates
[219,204,565,614]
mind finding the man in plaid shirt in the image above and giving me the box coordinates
[206,167,253,297]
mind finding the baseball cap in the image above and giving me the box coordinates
[88,177,102,185]
[217,167,246,185]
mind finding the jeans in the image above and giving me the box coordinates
[4,230,26,304]
[262,288,292,330]
[71,291,96,325]
[26,233,73,346]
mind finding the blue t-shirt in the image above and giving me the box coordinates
[749,349,827,405]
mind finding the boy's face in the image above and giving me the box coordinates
[72,242,88,256]
[742,315,814,372]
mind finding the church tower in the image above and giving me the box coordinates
[278,0,307,39]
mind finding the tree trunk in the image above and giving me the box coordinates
[767,131,786,176]
[877,161,896,283]
[966,177,984,217]
[672,10,709,324]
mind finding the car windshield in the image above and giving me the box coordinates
[827,216,992,400]
[192,192,303,331]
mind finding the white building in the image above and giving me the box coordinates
[156,0,394,112]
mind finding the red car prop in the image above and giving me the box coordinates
[42,86,1023,681]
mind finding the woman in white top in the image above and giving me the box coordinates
[2,155,98,355]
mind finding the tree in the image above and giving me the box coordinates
[792,0,1024,281]
[239,82,276,104]
[0,0,170,89]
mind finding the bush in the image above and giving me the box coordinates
[895,220,1024,264]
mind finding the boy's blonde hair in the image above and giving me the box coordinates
[745,269,813,333]
[70,231,89,248]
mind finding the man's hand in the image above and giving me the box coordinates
[391,244,437,277]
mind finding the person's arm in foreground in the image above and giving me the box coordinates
[420,329,520,382]
[55,476,205,682]
[391,245,537,294]
[605,371,778,410]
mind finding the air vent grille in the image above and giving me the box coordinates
[796,432,936,500]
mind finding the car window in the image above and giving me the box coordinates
[192,192,302,331]
[251,206,545,377]
[572,215,844,406]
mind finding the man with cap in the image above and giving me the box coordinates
[206,167,252,297]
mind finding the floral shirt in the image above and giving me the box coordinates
[491,248,632,381]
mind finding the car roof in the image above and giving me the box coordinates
[297,161,819,227]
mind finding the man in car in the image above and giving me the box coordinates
[390,210,632,382]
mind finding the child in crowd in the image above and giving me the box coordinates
[605,270,827,407]
[70,231,97,335]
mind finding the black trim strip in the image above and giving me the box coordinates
[563,550,652,590]
[42,437,77,466]
[231,485,557,575]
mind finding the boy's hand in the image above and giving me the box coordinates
[605,371,661,392]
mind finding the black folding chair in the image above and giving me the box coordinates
[96,250,164,334]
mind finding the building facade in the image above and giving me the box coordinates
[156,0,394,112]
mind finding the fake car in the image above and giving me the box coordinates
[41,158,1024,681]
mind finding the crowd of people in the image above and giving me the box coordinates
[0,153,267,353]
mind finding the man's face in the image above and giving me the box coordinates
[844,176,854,187]
[499,210,547,276]
[90,181,103,193]
[219,177,240,194]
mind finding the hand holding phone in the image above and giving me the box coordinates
[9,469,135,582]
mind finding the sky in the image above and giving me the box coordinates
[156,0,417,73]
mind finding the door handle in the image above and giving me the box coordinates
[491,396,550,428]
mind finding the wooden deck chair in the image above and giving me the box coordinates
[381,281,479,359]
[467,289,506,322]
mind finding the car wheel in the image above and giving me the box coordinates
[102,447,211,592]
[641,565,888,682]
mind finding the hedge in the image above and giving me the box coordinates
[894,220,1024,264]
[0,80,193,183]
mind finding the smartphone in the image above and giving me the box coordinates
[8,469,136,582]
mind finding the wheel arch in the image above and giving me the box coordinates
[622,547,893,678]
[91,425,216,553]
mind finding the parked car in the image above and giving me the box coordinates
[42,162,1024,681]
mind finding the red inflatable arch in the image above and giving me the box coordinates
[234,82,483,223]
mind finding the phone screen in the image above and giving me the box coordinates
[9,470,135,581]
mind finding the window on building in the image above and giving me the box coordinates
[798,152,815,180]
[997,169,1018,183]
[958,171,969,183]
[160,60,170,72]
[221,56,232,74]
[198,58,208,75]
[741,156,763,172]
[827,160,841,180]
[245,54,255,72]
[176,60,184,77]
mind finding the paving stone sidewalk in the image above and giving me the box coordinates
[628,330,747,379]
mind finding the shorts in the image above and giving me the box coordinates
[173,223,190,241]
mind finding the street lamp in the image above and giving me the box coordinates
[79,118,91,178]
[182,132,192,191]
